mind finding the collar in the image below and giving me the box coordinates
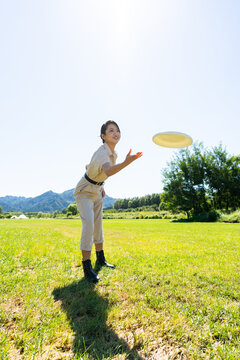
[104,142,118,161]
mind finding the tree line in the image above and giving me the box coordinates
[114,193,160,210]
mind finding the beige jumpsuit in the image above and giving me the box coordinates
[74,143,117,251]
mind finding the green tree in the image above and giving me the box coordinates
[151,193,161,206]
[122,199,129,209]
[0,206,2,214]
[145,195,152,206]
[139,196,146,206]
[162,143,210,217]
[131,197,139,208]
[113,200,120,210]
[67,203,78,216]
[128,200,133,209]
[206,144,240,210]
[114,199,129,209]
[53,210,59,218]
[162,142,240,216]
[229,155,240,209]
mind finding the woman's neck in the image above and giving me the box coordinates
[105,142,116,153]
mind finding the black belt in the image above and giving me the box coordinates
[84,173,104,186]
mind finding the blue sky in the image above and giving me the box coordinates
[1,0,239,199]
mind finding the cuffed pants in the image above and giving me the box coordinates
[74,180,104,251]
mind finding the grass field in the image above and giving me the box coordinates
[0,219,240,359]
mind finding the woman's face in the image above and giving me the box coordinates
[101,124,121,145]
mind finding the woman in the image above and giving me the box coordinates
[74,120,142,282]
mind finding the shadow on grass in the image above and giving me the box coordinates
[52,268,143,359]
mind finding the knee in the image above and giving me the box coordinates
[82,217,94,232]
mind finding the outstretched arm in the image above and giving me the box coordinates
[102,149,143,177]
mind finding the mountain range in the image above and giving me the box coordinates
[0,189,117,213]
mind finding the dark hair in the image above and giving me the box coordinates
[100,120,120,143]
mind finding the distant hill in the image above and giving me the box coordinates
[0,189,117,213]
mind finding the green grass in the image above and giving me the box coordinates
[0,219,240,359]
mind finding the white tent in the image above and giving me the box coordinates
[11,215,18,219]
[18,214,29,219]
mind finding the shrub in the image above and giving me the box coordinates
[191,210,220,222]
[220,210,240,223]
[207,210,221,222]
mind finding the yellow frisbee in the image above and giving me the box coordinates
[152,131,193,148]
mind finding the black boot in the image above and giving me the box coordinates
[96,250,115,268]
[82,259,100,283]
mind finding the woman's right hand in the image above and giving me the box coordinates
[125,149,143,165]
